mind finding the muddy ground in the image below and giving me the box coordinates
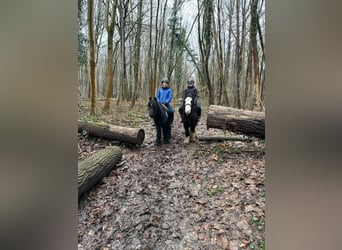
[78,102,265,250]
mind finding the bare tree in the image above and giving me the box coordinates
[198,0,214,104]
[257,0,265,110]
[80,0,265,111]
[87,0,96,115]
[211,0,228,106]
[250,0,261,110]
[103,0,119,112]
[222,0,234,106]
[131,0,143,107]
[147,0,154,97]
[78,0,88,98]
[147,0,168,97]
[117,0,129,104]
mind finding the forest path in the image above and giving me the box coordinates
[78,103,265,249]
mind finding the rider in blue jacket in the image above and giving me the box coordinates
[156,77,174,125]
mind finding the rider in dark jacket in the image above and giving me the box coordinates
[179,78,201,122]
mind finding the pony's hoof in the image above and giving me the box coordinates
[154,140,161,146]
[183,136,190,144]
[190,132,198,142]
[163,139,170,144]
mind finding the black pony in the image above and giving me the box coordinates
[148,97,171,146]
[180,95,199,144]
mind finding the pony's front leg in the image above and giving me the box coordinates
[183,124,190,144]
[190,126,198,142]
[163,124,170,144]
[155,125,162,146]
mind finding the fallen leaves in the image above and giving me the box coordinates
[78,103,265,249]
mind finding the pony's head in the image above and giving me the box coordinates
[148,97,158,118]
[184,96,193,116]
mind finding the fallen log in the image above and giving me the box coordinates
[78,120,145,145]
[206,105,265,139]
[78,146,122,199]
[198,136,252,142]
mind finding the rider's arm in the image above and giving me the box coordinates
[156,88,161,102]
[165,89,172,104]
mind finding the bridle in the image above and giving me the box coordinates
[149,100,157,118]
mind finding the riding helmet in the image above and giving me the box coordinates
[187,78,194,84]
[161,77,169,83]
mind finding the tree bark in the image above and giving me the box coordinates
[103,0,119,112]
[206,105,265,139]
[78,121,145,145]
[131,0,143,107]
[118,0,128,103]
[198,0,214,104]
[88,0,96,115]
[250,0,261,111]
[78,146,122,198]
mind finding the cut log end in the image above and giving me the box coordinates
[136,128,145,145]
[78,146,123,199]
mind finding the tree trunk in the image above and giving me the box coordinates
[206,105,265,139]
[103,0,119,112]
[250,0,261,111]
[211,0,227,106]
[147,0,153,98]
[118,0,128,103]
[234,0,241,109]
[87,0,96,115]
[78,121,145,145]
[131,0,143,107]
[198,0,214,104]
[78,146,122,198]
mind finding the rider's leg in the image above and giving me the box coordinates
[168,106,174,126]
[197,103,201,117]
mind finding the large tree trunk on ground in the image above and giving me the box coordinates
[78,146,122,198]
[207,105,265,139]
[78,121,145,145]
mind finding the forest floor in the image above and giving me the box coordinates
[78,100,265,250]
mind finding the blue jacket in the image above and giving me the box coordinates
[156,86,173,104]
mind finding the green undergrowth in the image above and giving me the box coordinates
[78,102,150,127]
[204,186,225,197]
